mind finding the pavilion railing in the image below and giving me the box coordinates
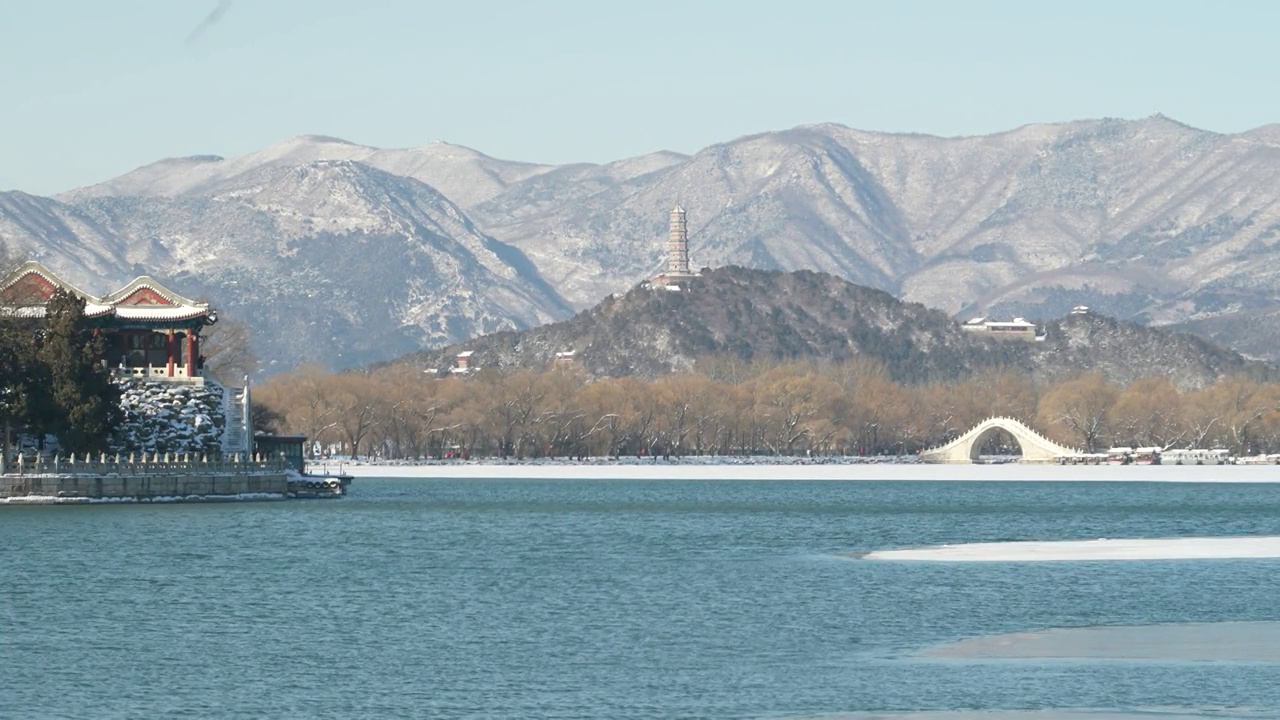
[3,453,289,476]
[111,367,204,384]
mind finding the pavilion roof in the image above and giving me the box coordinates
[0,261,213,324]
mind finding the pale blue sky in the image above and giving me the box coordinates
[3,0,1279,195]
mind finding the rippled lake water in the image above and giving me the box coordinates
[4,478,1280,719]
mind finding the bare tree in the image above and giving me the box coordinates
[1107,377,1185,449]
[260,363,343,454]
[1203,375,1278,455]
[200,316,259,384]
[330,373,380,458]
[237,352,1280,459]
[1036,373,1119,452]
[1180,386,1224,451]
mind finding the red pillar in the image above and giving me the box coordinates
[185,332,196,377]
[166,330,175,377]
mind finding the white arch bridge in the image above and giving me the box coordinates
[919,416,1080,464]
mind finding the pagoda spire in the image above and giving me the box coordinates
[666,204,690,275]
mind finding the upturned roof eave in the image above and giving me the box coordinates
[0,263,212,318]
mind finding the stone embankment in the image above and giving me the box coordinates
[0,455,291,503]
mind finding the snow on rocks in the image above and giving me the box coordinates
[112,379,225,455]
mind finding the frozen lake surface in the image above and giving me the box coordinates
[6,478,1280,718]
[925,621,1280,662]
[863,536,1280,561]
[805,711,1273,720]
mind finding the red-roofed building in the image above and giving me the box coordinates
[0,261,217,381]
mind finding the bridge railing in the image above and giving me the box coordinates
[3,452,289,476]
[919,416,1082,457]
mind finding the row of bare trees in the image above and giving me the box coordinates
[252,360,1280,459]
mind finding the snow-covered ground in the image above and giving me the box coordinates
[924,621,1280,662]
[862,536,1280,562]
[802,711,1272,720]
[335,461,1280,482]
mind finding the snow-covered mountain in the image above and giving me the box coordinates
[8,115,1280,371]
[4,157,571,370]
[467,116,1280,336]
[60,135,558,209]
[0,191,140,289]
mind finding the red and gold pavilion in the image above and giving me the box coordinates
[0,261,216,381]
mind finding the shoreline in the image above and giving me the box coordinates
[0,492,288,505]
[331,462,1280,482]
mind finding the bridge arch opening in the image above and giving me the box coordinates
[920,417,1075,464]
[969,426,1024,463]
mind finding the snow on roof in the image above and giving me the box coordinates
[0,261,93,303]
[965,317,987,324]
[456,350,475,358]
[112,306,213,322]
[98,275,207,309]
[0,261,212,324]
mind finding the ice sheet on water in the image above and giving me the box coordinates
[862,536,1280,562]
[797,711,1273,720]
[923,621,1280,662]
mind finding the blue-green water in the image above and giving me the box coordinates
[4,479,1280,719]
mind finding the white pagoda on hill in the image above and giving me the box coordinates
[653,205,700,286]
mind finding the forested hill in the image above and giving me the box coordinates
[1035,313,1257,388]
[399,267,1263,387]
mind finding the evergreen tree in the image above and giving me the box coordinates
[38,290,120,454]
[0,318,46,456]
[0,243,38,451]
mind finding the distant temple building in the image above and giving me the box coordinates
[0,261,217,379]
[653,205,700,287]
[961,315,1043,342]
[0,261,252,456]
[451,350,475,374]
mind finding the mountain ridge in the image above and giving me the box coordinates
[10,158,573,369]
[6,114,1280,371]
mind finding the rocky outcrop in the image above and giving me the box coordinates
[112,380,225,455]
